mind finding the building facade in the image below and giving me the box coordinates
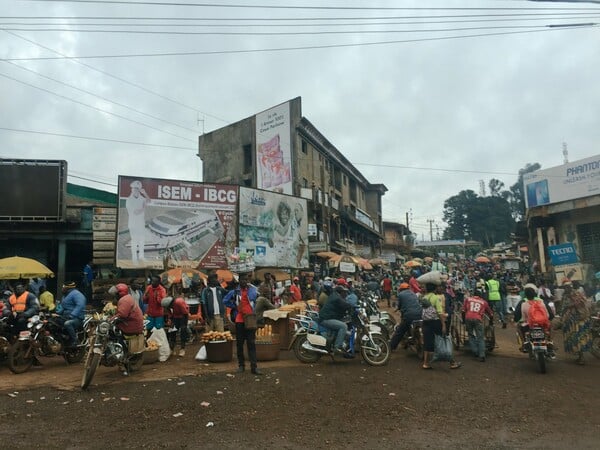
[524,155,600,284]
[198,97,386,262]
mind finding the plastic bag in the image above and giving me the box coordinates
[431,334,453,362]
[148,328,170,362]
[195,345,207,361]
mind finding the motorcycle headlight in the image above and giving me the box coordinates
[27,321,34,329]
[97,321,110,335]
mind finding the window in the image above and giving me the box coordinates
[302,177,309,188]
[343,174,347,186]
[301,140,308,154]
[243,144,252,172]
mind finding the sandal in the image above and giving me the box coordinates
[450,362,462,369]
[422,365,433,370]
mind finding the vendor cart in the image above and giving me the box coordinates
[449,305,496,354]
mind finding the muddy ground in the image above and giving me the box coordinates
[0,314,598,449]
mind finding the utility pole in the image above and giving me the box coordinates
[427,219,435,241]
[562,142,569,164]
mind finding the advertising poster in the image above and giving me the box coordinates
[523,154,600,208]
[554,263,583,284]
[547,243,579,266]
[238,187,308,268]
[255,101,293,195]
[116,176,238,270]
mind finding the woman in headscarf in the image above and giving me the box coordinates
[561,281,593,365]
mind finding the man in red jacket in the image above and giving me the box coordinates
[163,296,190,357]
[463,289,493,362]
[112,283,144,336]
[143,275,166,332]
[289,277,302,303]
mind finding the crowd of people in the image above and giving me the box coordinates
[1,255,598,375]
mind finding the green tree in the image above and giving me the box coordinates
[508,163,541,221]
[442,189,515,248]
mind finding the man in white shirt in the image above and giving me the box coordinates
[201,274,227,332]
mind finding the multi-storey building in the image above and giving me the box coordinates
[197,97,386,262]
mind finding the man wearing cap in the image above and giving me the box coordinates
[290,276,302,303]
[126,179,150,264]
[318,279,352,354]
[57,282,86,347]
[389,283,423,351]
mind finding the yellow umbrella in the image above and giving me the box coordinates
[0,256,54,279]
[315,251,339,259]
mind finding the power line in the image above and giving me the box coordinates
[5,25,597,61]
[2,29,230,123]
[1,59,201,134]
[4,15,600,26]
[0,71,197,142]
[21,1,600,11]
[4,12,600,21]
[0,127,198,150]
[0,23,576,35]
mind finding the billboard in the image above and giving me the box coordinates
[0,159,66,221]
[116,176,238,270]
[255,101,293,195]
[547,243,579,266]
[523,154,600,208]
[238,187,308,268]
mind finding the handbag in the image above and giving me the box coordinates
[432,334,453,362]
[422,305,438,321]
[243,313,257,330]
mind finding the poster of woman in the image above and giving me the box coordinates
[238,187,308,268]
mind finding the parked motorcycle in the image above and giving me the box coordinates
[521,326,551,374]
[0,316,15,364]
[289,305,390,366]
[7,313,90,374]
[360,293,396,338]
[81,316,144,390]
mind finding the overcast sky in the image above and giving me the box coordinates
[1,0,599,241]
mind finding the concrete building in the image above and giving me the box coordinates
[198,97,386,262]
[524,155,600,284]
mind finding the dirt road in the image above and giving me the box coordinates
[0,321,598,449]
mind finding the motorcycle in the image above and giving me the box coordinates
[360,292,396,338]
[0,316,16,364]
[81,316,144,390]
[289,304,390,366]
[521,326,552,374]
[399,319,424,359]
[7,313,90,374]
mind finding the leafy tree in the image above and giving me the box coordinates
[488,178,505,197]
[442,189,515,248]
[508,163,541,221]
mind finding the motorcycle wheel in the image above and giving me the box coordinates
[81,348,101,390]
[536,351,547,374]
[64,346,87,364]
[414,330,424,359]
[127,353,144,372]
[590,336,600,359]
[360,334,390,366]
[292,334,322,364]
[8,340,35,374]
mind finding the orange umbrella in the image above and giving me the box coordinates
[475,256,491,264]
[405,260,422,268]
[159,267,207,287]
[368,257,388,266]
[357,258,373,271]
[215,268,236,283]
[316,251,339,259]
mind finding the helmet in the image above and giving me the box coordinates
[334,284,348,293]
[399,282,410,290]
[161,296,173,308]
[114,283,129,297]
[346,278,353,284]
[293,276,299,281]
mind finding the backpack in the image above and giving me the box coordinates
[527,300,549,328]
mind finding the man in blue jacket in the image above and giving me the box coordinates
[319,279,352,354]
[389,283,423,351]
[201,273,227,332]
[57,282,86,347]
